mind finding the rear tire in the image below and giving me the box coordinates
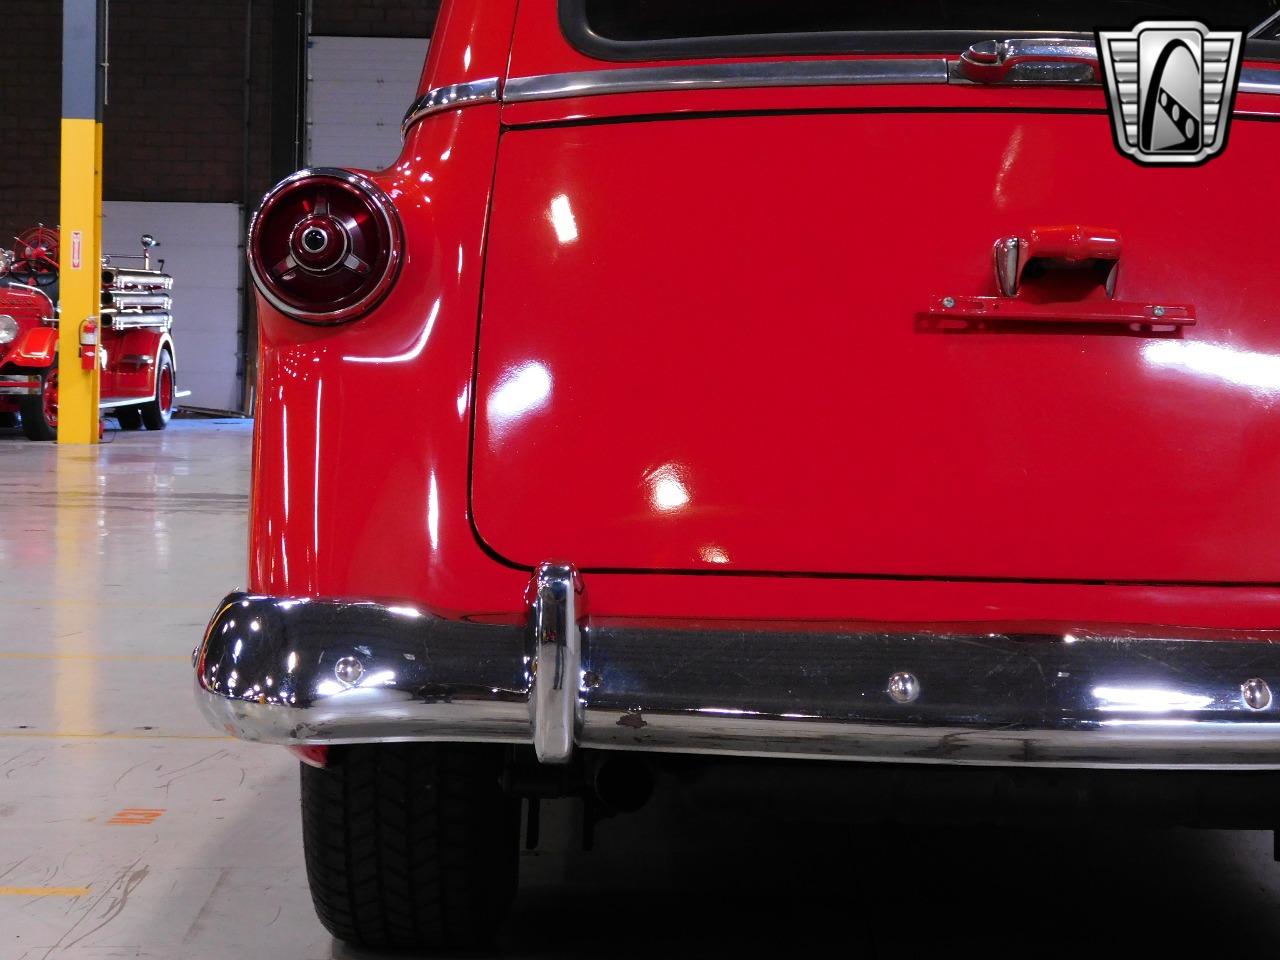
[115,407,143,431]
[140,350,175,430]
[300,743,519,952]
[19,367,57,441]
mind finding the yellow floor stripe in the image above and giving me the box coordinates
[0,652,190,662]
[0,731,232,741]
[0,886,90,897]
[0,598,212,609]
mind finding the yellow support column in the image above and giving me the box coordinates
[57,0,105,444]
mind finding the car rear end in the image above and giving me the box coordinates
[194,0,1280,951]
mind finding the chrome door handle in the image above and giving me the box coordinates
[956,38,1100,84]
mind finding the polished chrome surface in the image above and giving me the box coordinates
[97,394,159,409]
[107,313,173,331]
[1243,678,1273,710]
[0,314,17,344]
[504,59,949,104]
[1240,67,1280,94]
[950,39,1280,96]
[400,77,500,136]
[194,592,530,744]
[528,563,586,764]
[958,37,1099,83]
[994,236,1021,296]
[414,59,1278,121]
[101,266,174,290]
[107,291,173,311]
[196,586,1280,769]
[887,672,921,704]
[333,655,364,686]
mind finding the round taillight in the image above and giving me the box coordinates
[247,168,402,324]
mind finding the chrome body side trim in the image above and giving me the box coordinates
[401,77,500,136]
[1241,67,1280,94]
[99,395,160,409]
[503,59,949,104]
[196,584,1280,770]
[400,62,1278,131]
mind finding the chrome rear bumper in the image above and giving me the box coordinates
[194,566,1280,769]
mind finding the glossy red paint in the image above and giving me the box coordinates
[247,0,1280,630]
[101,328,174,399]
[473,105,1280,584]
[9,326,58,366]
[417,0,518,94]
[249,102,527,617]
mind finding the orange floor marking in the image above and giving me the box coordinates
[106,808,166,826]
[0,886,91,896]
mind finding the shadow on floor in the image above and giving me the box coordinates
[326,792,1280,959]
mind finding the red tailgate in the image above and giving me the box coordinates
[471,105,1280,582]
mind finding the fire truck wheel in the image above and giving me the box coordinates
[115,408,144,431]
[141,350,175,431]
[300,743,519,952]
[19,368,57,441]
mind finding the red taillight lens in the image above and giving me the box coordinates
[247,168,403,324]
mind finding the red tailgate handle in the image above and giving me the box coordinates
[995,225,1122,297]
[927,225,1196,329]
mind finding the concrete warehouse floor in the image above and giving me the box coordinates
[4,420,1280,958]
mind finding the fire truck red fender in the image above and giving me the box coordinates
[8,326,58,366]
[158,332,176,371]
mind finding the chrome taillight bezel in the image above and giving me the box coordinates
[247,167,404,325]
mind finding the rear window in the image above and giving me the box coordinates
[562,0,1280,59]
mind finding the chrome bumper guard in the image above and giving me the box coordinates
[195,565,1280,769]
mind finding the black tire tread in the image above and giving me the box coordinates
[18,369,55,442]
[300,743,518,952]
[140,350,174,430]
[116,407,143,430]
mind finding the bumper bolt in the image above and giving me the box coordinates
[1242,678,1272,711]
[1153,305,1166,317]
[942,296,956,309]
[887,671,920,704]
[334,656,365,686]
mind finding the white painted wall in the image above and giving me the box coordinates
[306,36,428,171]
[102,201,244,413]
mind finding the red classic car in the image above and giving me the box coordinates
[0,226,177,440]
[195,1,1280,951]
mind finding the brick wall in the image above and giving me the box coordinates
[0,0,438,241]
[0,5,62,235]
[312,0,440,38]
[105,0,273,206]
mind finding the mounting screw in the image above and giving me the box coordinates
[1153,305,1166,317]
[1242,678,1272,711]
[942,296,956,309]
[887,671,920,704]
[334,656,365,686]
